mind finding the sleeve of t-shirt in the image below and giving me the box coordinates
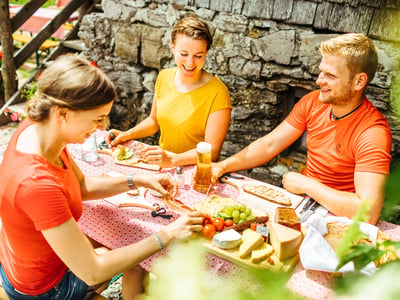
[16,176,73,231]
[210,77,232,113]
[284,91,319,132]
[354,126,392,174]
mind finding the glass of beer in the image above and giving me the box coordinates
[193,142,212,192]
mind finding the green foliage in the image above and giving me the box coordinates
[22,82,37,101]
[139,240,300,300]
[9,1,56,7]
[335,201,400,272]
[382,163,400,221]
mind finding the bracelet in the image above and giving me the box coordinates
[127,174,136,190]
[154,233,165,250]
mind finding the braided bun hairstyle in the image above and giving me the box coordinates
[27,55,116,122]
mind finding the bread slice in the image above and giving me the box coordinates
[239,229,264,258]
[274,207,301,232]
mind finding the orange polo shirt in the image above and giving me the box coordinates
[285,90,392,192]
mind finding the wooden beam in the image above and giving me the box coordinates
[0,0,17,102]
[13,0,89,69]
[10,0,48,32]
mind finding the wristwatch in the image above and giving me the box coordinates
[127,174,136,190]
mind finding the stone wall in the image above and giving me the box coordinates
[78,0,400,183]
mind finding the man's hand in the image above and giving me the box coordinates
[282,172,312,195]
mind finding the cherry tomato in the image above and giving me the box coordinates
[202,224,216,239]
[212,218,225,231]
[224,219,234,227]
[202,217,213,226]
[250,223,257,231]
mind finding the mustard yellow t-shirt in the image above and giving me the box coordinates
[155,68,232,154]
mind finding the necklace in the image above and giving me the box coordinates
[331,101,363,120]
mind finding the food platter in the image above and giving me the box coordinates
[97,140,161,171]
[204,240,299,272]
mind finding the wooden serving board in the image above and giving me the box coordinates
[98,141,161,171]
[221,177,305,217]
[104,188,155,210]
[203,240,299,272]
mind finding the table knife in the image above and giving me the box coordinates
[299,201,319,223]
[198,183,213,212]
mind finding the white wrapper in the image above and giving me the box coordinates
[299,214,378,275]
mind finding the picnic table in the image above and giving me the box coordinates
[69,137,400,299]
[9,5,79,40]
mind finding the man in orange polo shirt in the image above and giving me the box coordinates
[212,33,392,225]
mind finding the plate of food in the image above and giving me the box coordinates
[97,138,161,171]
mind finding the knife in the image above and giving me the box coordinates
[198,183,213,212]
[299,200,319,223]
[299,197,315,215]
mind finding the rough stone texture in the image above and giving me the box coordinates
[242,0,274,19]
[288,1,317,25]
[251,30,296,65]
[78,0,400,180]
[328,4,374,34]
[370,8,400,41]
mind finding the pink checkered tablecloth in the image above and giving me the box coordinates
[69,139,400,300]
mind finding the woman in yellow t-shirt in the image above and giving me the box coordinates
[108,16,232,168]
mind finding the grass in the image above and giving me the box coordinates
[9,0,56,7]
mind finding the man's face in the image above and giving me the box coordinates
[316,54,356,106]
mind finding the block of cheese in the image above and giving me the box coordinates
[274,207,301,232]
[250,242,274,263]
[269,221,302,260]
[212,229,242,249]
[239,229,264,258]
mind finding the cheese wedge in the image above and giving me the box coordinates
[269,221,302,260]
[239,229,264,258]
[251,242,274,263]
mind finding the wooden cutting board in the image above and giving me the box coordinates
[203,239,299,272]
[98,141,161,171]
[221,177,305,217]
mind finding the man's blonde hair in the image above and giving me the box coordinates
[320,33,378,84]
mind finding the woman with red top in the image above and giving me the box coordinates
[0,55,203,299]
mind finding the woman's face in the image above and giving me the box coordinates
[172,34,208,80]
[64,101,113,144]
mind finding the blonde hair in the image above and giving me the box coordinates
[27,55,116,122]
[171,16,213,50]
[320,33,378,84]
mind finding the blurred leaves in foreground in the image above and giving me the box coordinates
[138,240,300,300]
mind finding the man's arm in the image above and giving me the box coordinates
[282,171,387,224]
[212,121,304,180]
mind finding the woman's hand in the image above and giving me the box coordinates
[105,129,131,147]
[136,174,178,199]
[139,146,176,168]
[164,211,204,242]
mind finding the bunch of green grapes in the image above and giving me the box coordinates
[216,204,255,224]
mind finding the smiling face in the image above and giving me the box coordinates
[64,101,114,144]
[172,34,208,82]
[316,54,356,106]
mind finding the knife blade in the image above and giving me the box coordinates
[198,183,213,213]
[299,200,319,223]
[299,197,315,215]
